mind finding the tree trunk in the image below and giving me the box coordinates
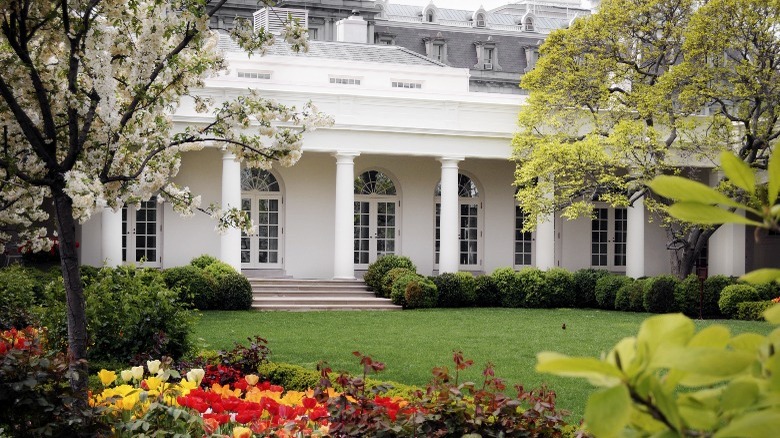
[669,227,717,279]
[52,188,89,407]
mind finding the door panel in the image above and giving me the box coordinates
[354,199,397,267]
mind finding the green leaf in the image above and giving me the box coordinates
[764,303,780,324]
[740,269,780,285]
[714,411,780,438]
[637,314,695,356]
[652,347,753,377]
[584,385,631,438]
[720,151,755,194]
[536,352,623,384]
[667,203,763,226]
[648,175,743,208]
[720,378,759,412]
[769,149,780,205]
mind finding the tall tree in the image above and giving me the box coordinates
[0,0,330,403]
[513,0,779,277]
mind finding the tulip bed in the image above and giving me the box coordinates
[1,326,577,436]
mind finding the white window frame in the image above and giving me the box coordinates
[329,76,362,86]
[237,70,272,79]
[122,197,163,267]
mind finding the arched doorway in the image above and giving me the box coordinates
[240,168,284,268]
[354,170,400,268]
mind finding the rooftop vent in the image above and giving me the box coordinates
[253,7,308,35]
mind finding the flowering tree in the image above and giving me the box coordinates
[0,0,330,401]
[513,0,780,278]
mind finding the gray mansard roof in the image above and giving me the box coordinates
[218,35,446,67]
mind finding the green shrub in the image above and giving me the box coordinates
[474,275,501,307]
[517,267,549,308]
[203,260,236,281]
[364,255,416,294]
[572,268,610,308]
[218,272,253,310]
[735,300,775,321]
[674,275,702,317]
[755,281,780,301]
[433,273,464,307]
[380,267,414,298]
[718,284,760,318]
[79,265,102,288]
[190,254,220,269]
[544,268,575,308]
[595,275,632,310]
[0,265,39,329]
[493,267,523,308]
[643,275,679,313]
[703,275,736,318]
[454,272,477,307]
[163,265,215,307]
[36,266,194,362]
[392,273,437,309]
[615,279,648,312]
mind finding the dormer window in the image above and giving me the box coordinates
[524,16,534,32]
[475,13,486,28]
[423,5,437,23]
[427,12,434,22]
[473,40,501,71]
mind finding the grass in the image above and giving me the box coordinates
[192,308,774,421]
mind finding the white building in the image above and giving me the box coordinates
[78,8,777,280]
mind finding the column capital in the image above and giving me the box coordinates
[221,148,237,161]
[332,151,360,163]
[437,156,464,169]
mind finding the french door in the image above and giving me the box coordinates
[591,207,627,271]
[241,195,283,268]
[354,199,398,267]
[122,196,162,267]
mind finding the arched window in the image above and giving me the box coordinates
[524,16,534,32]
[427,12,434,22]
[434,174,482,267]
[241,168,283,267]
[354,170,399,266]
[475,13,486,27]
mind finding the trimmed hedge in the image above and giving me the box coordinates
[595,275,633,310]
[474,274,501,307]
[615,279,643,312]
[674,275,701,318]
[163,265,216,308]
[643,275,678,313]
[455,272,478,307]
[572,268,610,308]
[433,273,465,308]
[494,267,524,308]
[190,254,220,269]
[545,268,575,308]
[703,275,736,318]
[364,255,416,295]
[719,284,760,318]
[517,267,549,308]
[391,273,437,309]
[736,300,775,321]
[381,267,415,298]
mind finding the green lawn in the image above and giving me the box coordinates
[193,308,773,421]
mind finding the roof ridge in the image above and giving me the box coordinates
[393,45,446,67]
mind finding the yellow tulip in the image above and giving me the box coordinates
[233,426,252,438]
[245,374,259,386]
[97,369,117,386]
[144,376,163,392]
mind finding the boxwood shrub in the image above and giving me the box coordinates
[518,267,549,308]
[364,255,416,295]
[545,268,575,308]
[595,275,632,310]
[163,265,216,308]
[190,254,220,269]
[755,281,780,301]
[674,275,701,318]
[718,284,760,318]
[455,272,478,307]
[493,267,523,308]
[615,279,644,312]
[391,273,437,308]
[572,268,610,308]
[736,300,775,321]
[381,267,415,298]
[474,274,501,307]
[643,275,679,313]
[703,275,736,318]
[432,273,462,307]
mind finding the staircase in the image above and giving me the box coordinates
[249,278,401,311]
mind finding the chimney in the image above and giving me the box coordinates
[335,10,368,43]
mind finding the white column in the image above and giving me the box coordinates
[101,208,123,267]
[626,196,646,278]
[334,152,359,279]
[708,170,746,276]
[535,187,555,270]
[220,150,242,271]
[438,157,463,273]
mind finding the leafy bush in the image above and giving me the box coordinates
[474,274,501,307]
[545,268,575,308]
[718,284,760,318]
[454,272,477,307]
[614,279,645,312]
[363,255,416,294]
[572,268,610,308]
[735,300,775,321]
[755,281,780,301]
[493,267,523,308]
[190,254,220,269]
[702,275,736,318]
[218,271,253,310]
[517,267,549,308]
[642,275,679,313]
[258,362,321,392]
[380,267,414,298]
[391,273,437,309]
[674,274,702,317]
[432,273,464,307]
[595,274,632,310]
[0,265,39,329]
[163,265,216,307]
[36,266,194,363]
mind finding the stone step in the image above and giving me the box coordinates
[249,278,400,311]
